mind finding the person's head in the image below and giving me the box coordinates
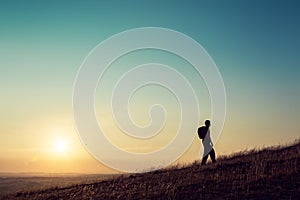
[205,120,210,127]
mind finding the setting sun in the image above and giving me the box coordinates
[53,139,68,153]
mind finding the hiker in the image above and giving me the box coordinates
[197,120,216,165]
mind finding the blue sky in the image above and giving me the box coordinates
[0,0,299,173]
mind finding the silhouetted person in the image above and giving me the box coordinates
[198,120,216,165]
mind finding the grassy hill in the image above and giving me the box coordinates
[2,140,299,200]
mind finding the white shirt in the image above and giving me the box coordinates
[203,128,213,147]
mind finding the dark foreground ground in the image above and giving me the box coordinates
[1,140,299,200]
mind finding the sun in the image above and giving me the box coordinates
[53,139,68,153]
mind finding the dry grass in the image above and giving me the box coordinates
[1,140,299,199]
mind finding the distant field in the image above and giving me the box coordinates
[0,174,118,197]
[1,140,299,199]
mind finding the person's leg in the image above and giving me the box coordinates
[202,143,210,165]
[201,154,208,165]
[209,148,216,163]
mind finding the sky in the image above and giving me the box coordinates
[0,0,299,173]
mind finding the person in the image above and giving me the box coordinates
[198,120,216,165]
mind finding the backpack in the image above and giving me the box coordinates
[198,126,208,139]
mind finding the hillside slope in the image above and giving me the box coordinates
[2,140,300,199]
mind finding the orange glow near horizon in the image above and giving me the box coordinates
[0,109,299,175]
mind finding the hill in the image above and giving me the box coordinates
[1,140,299,199]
